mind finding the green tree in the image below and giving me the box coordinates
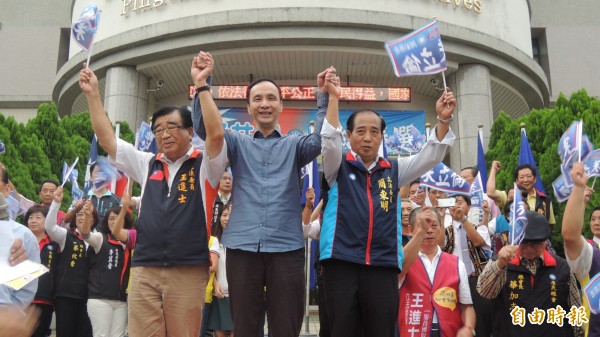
[486,89,600,257]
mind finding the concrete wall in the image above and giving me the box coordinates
[70,0,532,58]
[529,0,600,101]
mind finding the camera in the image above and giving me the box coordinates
[157,80,165,87]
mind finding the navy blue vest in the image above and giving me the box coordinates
[88,234,130,301]
[54,232,89,299]
[34,237,59,304]
[134,151,210,267]
[587,242,600,337]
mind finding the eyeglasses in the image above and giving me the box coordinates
[153,124,183,136]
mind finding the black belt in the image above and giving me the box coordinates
[431,322,440,337]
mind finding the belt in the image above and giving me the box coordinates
[431,322,440,337]
[469,272,479,278]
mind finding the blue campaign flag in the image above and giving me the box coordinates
[385,20,447,77]
[552,173,573,203]
[518,128,546,195]
[584,149,600,178]
[71,180,84,204]
[509,183,528,245]
[395,125,426,155]
[72,3,100,51]
[92,157,118,190]
[584,272,600,315]
[84,135,98,192]
[0,139,5,154]
[558,121,593,169]
[136,121,157,154]
[477,132,488,193]
[61,158,79,187]
[420,163,471,196]
[301,158,320,205]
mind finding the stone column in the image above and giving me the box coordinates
[448,64,494,171]
[104,66,149,133]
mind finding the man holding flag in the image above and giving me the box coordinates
[562,162,600,336]
[319,64,455,336]
[79,51,227,337]
[477,208,582,336]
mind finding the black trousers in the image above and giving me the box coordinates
[31,303,54,337]
[469,276,493,337]
[322,259,398,337]
[227,248,305,337]
[54,296,93,337]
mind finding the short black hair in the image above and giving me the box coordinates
[38,179,59,194]
[346,109,386,132]
[99,206,133,235]
[591,207,600,221]
[151,107,193,131]
[514,164,537,181]
[212,201,232,241]
[455,194,471,206]
[461,167,478,178]
[409,179,420,188]
[246,78,282,103]
[24,205,49,225]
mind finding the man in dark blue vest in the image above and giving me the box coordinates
[79,53,227,337]
[478,210,582,337]
[319,69,456,337]
[563,161,600,336]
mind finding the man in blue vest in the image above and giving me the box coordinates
[79,53,227,337]
[478,210,582,337]
[562,161,600,336]
[319,68,456,336]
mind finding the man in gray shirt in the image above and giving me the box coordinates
[193,50,335,337]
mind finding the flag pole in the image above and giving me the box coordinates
[441,71,450,109]
[578,119,583,162]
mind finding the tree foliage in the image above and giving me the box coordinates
[486,89,600,256]
[0,104,135,211]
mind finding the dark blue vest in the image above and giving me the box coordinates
[134,151,210,267]
[88,234,130,301]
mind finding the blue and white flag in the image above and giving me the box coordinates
[61,157,79,187]
[136,121,157,153]
[385,20,447,77]
[7,191,27,220]
[509,183,528,245]
[62,161,79,185]
[558,120,593,169]
[552,173,574,203]
[420,163,471,196]
[584,272,600,315]
[0,139,5,154]
[92,157,118,190]
[71,180,84,204]
[72,3,100,51]
[584,149,600,178]
[469,173,484,208]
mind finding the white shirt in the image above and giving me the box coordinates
[566,236,594,282]
[302,218,321,240]
[399,246,473,322]
[444,218,491,273]
[110,139,227,215]
[321,120,455,188]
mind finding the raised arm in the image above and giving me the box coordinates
[45,187,68,251]
[79,66,117,158]
[434,89,456,141]
[80,199,102,253]
[111,186,132,243]
[320,67,343,188]
[486,161,503,202]
[562,162,588,260]
[398,208,432,280]
[191,51,224,158]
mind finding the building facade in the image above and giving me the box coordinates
[0,0,597,170]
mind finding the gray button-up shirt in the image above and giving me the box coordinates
[194,92,328,252]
